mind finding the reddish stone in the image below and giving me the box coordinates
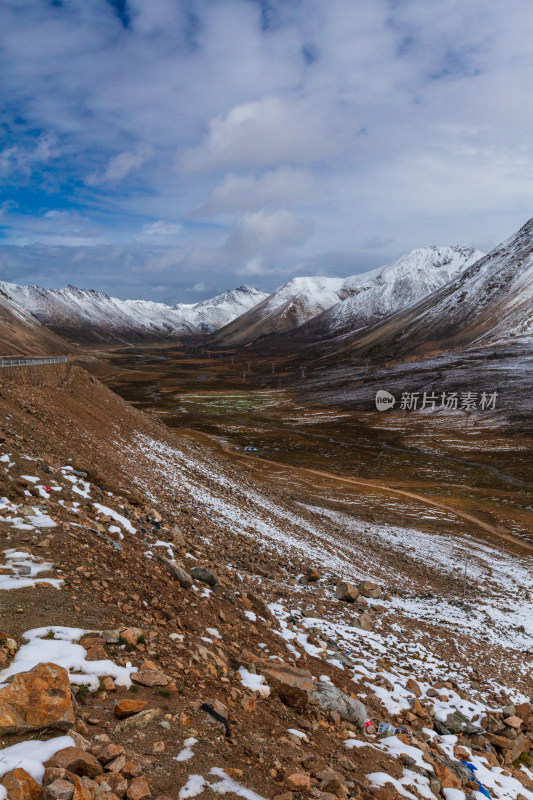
[1,768,43,800]
[44,748,103,779]
[0,663,74,735]
[113,699,147,719]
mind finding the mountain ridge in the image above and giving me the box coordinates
[210,245,485,347]
[0,281,267,345]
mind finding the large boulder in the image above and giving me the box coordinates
[258,661,315,708]
[43,748,103,779]
[357,580,382,599]
[334,582,358,602]
[312,682,366,729]
[153,555,192,589]
[0,663,74,735]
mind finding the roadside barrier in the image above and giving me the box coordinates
[0,356,68,368]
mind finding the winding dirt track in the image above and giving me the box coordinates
[187,428,533,555]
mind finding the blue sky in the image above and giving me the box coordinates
[1,0,533,302]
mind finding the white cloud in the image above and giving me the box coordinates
[179,96,353,174]
[0,136,58,178]
[87,144,153,186]
[141,220,183,236]
[224,209,315,260]
[1,0,533,296]
[201,168,314,215]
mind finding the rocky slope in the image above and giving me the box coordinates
[0,290,72,356]
[0,362,531,800]
[210,247,483,347]
[0,283,267,345]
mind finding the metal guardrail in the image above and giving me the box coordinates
[0,356,68,368]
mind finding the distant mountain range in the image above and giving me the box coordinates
[0,283,267,345]
[2,218,533,358]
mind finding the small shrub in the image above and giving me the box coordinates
[76,685,89,703]
[513,752,531,768]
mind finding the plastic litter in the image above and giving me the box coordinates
[378,722,399,735]
[201,702,231,738]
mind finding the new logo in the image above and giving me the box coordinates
[375,390,396,411]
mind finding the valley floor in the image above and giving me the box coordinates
[0,362,531,800]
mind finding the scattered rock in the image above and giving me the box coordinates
[120,628,144,647]
[44,780,75,800]
[245,592,279,628]
[353,613,373,631]
[1,768,43,800]
[357,580,382,599]
[126,778,151,800]
[114,699,147,719]
[115,709,163,733]
[153,555,192,589]
[305,567,321,583]
[285,772,311,792]
[131,670,171,687]
[191,566,218,586]
[260,661,315,708]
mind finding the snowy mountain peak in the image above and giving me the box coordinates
[0,281,267,344]
[211,245,484,346]
[308,245,484,338]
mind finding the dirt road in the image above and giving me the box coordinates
[187,428,533,555]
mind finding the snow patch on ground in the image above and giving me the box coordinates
[0,627,136,689]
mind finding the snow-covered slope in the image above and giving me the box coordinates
[175,286,267,333]
[0,283,266,345]
[335,218,533,358]
[313,245,484,338]
[209,277,349,346]
[211,247,483,347]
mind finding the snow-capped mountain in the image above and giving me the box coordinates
[175,286,267,333]
[335,218,533,358]
[211,246,483,347]
[308,246,484,339]
[210,277,348,346]
[0,282,267,345]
